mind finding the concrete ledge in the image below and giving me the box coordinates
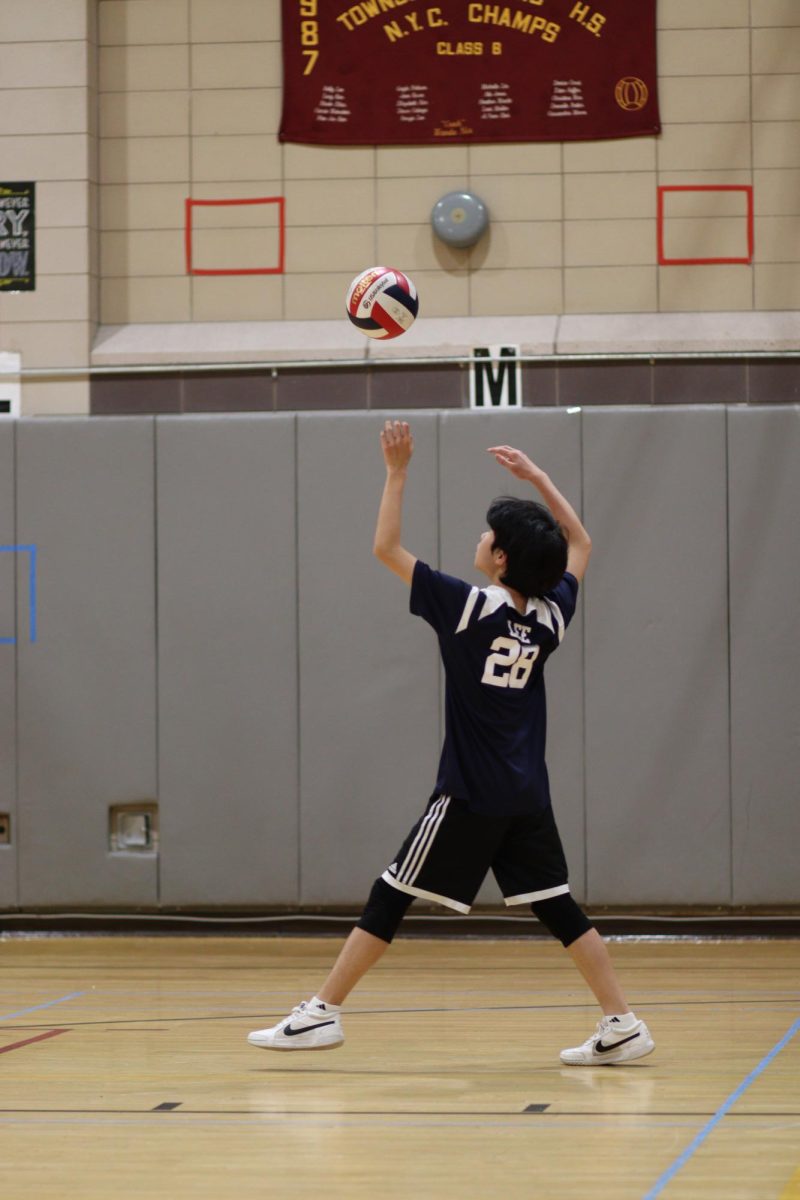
[367,316,558,359]
[557,312,800,355]
[92,320,369,365]
[91,311,800,368]
[91,316,559,365]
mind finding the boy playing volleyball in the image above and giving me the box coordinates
[249,421,654,1066]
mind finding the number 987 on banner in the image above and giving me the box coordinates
[299,0,318,75]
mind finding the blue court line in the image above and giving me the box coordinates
[0,990,85,1022]
[642,1016,800,1200]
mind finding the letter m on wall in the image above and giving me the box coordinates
[470,347,522,408]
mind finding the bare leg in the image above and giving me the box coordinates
[317,928,389,1007]
[567,928,631,1016]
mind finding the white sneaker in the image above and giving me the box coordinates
[247,997,344,1052]
[560,1015,654,1066]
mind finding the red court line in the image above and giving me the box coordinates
[0,1029,69,1055]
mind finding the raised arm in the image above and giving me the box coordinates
[487,444,592,582]
[373,420,418,585]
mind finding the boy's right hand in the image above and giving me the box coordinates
[381,420,414,472]
[490,444,592,581]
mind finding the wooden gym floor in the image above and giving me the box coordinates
[0,935,798,1200]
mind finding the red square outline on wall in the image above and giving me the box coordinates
[185,196,286,276]
[657,185,754,266]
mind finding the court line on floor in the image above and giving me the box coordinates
[0,991,85,1021]
[1,960,796,969]
[6,984,793,1000]
[0,1029,69,1056]
[642,1016,800,1200]
[13,994,797,1029]
[0,1116,719,1130]
[0,1107,539,1116]
[0,1106,797,1117]
[0,1114,796,1133]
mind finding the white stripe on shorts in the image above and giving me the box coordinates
[381,871,471,915]
[503,883,570,907]
[397,794,450,887]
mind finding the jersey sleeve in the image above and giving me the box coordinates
[544,571,579,636]
[410,560,474,636]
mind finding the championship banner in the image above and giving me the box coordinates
[0,182,35,292]
[280,1,659,145]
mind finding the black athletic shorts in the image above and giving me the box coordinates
[381,793,570,914]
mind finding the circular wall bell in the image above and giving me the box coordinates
[431,191,489,248]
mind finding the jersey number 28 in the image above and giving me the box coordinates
[481,637,540,689]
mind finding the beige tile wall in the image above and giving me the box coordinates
[0,0,93,413]
[88,0,100,332]
[3,0,800,401]
[89,0,800,323]
[659,264,754,311]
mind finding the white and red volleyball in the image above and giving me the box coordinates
[345,266,419,340]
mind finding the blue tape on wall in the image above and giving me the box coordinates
[0,544,38,644]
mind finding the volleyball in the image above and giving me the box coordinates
[346,266,419,340]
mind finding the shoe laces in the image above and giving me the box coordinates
[581,1017,616,1046]
[595,1016,635,1041]
[277,1001,309,1030]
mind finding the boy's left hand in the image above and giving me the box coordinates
[381,420,414,472]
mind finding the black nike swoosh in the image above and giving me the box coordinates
[595,1031,640,1054]
[283,1020,335,1037]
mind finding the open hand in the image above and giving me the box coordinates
[487,444,539,482]
[381,420,414,472]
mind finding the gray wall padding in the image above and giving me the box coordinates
[582,408,734,902]
[0,408,796,909]
[0,423,16,905]
[297,413,440,904]
[582,408,731,904]
[15,419,158,906]
[729,407,800,903]
[157,416,299,906]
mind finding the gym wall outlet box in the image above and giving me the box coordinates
[0,352,21,419]
[109,803,158,853]
[0,814,10,844]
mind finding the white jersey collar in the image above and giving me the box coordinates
[479,585,563,640]
[479,585,536,618]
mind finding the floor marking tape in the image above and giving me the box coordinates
[642,1017,800,1200]
[0,991,85,1021]
[0,1029,68,1055]
[779,1165,800,1200]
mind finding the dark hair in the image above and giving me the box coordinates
[486,496,567,598]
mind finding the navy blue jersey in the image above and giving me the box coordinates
[410,560,579,816]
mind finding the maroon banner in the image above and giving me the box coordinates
[279,1,659,145]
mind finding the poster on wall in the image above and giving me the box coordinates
[279,1,659,145]
[0,182,35,292]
